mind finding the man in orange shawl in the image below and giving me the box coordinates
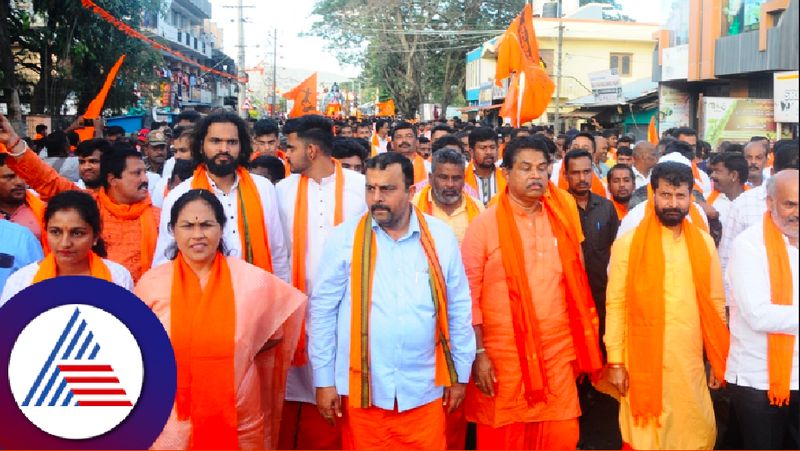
[309,152,475,450]
[461,136,603,450]
[607,164,635,220]
[370,119,391,156]
[725,169,798,450]
[275,115,367,450]
[465,127,506,206]
[552,133,609,198]
[604,161,729,449]
[389,122,429,184]
[0,153,45,241]
[0,114,159,281]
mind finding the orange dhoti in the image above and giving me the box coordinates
[347,399,446,450]
[476,419,579,450]
[278,400,343,450]
[446,404,467,450]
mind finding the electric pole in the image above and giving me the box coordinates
[236,0,246,117]
[554,0,564,133]
[271,28,277,117]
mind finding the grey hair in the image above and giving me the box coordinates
[766,174,779,198]
[745,140,768,154]
[430,148,465,173]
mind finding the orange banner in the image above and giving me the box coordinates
[377,99,396,116]
[648,115,659,145]
[283,73,320,118]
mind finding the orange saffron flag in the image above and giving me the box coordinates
[647,115,659,145]
[377,99,396,116]
[76,54,126,142]
[283,73,320,118]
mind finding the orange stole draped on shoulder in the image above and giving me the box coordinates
[558,161,608,198]
[25,191,48,252]
[32,252,112,282]
[412,154,427,184]
[95,188,157,274]
[465,165,507,199]
[494,185,602,405]
[290,160,345,365]
[763,212,795,406]
[171,252,237,449]
[191,165,273,272]
[612,200,628,220]
[623,202,729,423]
[416,185,481,221]
[349,209,458,408]
[707,185,750,205]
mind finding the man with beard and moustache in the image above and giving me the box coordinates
[604,161,729,450]
[275,115,367,450]
[607,164,635,220]
[743,140,769,187]
[465,127,506,206]
[725,170,799,450]
[593,135,611,178]
[391,121,430,184]
[75,138,111,192]
[0,154,45,241]
[418,136,432,160]
[310,151,475,450]
[356,122,372,140]
[153,111,290,284]
[707,152,748,229]
[552,133,609,198]
[0,114,160,281]
[461,137,602,450]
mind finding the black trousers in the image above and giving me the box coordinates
[727,382,799,449]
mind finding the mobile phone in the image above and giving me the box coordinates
[83,118,95,127]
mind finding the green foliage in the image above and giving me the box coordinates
[8,0,165,116]
[310,0,524,117]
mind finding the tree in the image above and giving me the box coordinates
[4,0,164,122]
[311,0,524,118]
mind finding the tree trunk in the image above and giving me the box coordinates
[0,0,22,127]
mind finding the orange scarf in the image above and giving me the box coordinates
[495,185,603,405]
[290,160,345,365]
[32,252,112,282]
[707,185,750,205]
[349,208,457,408]
[558,161,608,198]
[171,252,237,449]
[612,200,628,220]
[416,185,481,221]
[465,165,507,204]
[624,201,729,423]
[763,212,795,406]
[412,154,427,184]
[192,165,273,272]
[25,191,48,253]
[95,188,157,274]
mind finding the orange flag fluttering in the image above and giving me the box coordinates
[377,99,396,116]
[76,54,126,142]
[496,5,554,126]
[283,73,320,118]
[647,115,659,145]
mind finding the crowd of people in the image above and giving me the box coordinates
[0,109,797,450]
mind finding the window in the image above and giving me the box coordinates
[610,52,632,76]
[539,49,554,75]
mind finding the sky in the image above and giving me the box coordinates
[210,0,669,80]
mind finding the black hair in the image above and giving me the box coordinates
[566,132,595,151]
[616,147,633,157]
[531,134,557,156]
[191,111,253,167]
[76,138,111,158]
[171,158,196,183]
[670,127,697,138]
[104,126,125,137]
[253,118,280,138]
[35,124,47,134]
[501,136,551,169]
[563,149,593,171]
[650,161,694,191]
[176,110,202,124]
[617,135,634,145]
[390,121,417,141]
[773,139,799,172]
[418,136,430,144]
[43,131,70,157]
[721,143,744,154]
[288,114,335,155]
[510,127,530,139]
[602,129,618,139]
[166,189,228,260]
[468,127,498,148]
[67,132,80,147]
[100,143,143,189]
[250,155,286,182]
[750,135,770,144]
[607,163,635,182]
[663,139,695,160]
[432,125,452,135]
[432,135,465,154]
[44,190,107,257]
[710,152,748,184]
[356,122,372,131]
[332,137,368,162]
[375,119,390,131]
[365,152,414,189]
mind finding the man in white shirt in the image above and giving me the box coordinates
[726,169,799,450]
[631,141,658,189]
[708,152,748,226]
[671,127,712,197]
[153,111,290,282]
[275,115,367,450]
[744,139,769,188]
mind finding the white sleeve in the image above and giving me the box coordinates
[153,186,180,267]
[0,264,36,306]
[261,180,291,284]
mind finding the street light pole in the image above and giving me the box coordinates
[554,0,564,133]
[236,0,246,117]
[271,28,277,117]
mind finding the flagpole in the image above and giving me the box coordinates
[517,71,525,127]
[553,0,564,132]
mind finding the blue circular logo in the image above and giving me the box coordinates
[0,276,176,449]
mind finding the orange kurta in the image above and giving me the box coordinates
[5,148,160,281]
[135,257,307,449]
[462,202,580,431]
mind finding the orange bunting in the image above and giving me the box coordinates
[283,73,320,118]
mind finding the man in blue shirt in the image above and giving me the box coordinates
[0,219,43,300]
[308,152,475,450]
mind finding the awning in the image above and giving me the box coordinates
[481,104,502,110]
[559,110,598,119]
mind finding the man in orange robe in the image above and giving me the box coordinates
[462,136,603,450]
